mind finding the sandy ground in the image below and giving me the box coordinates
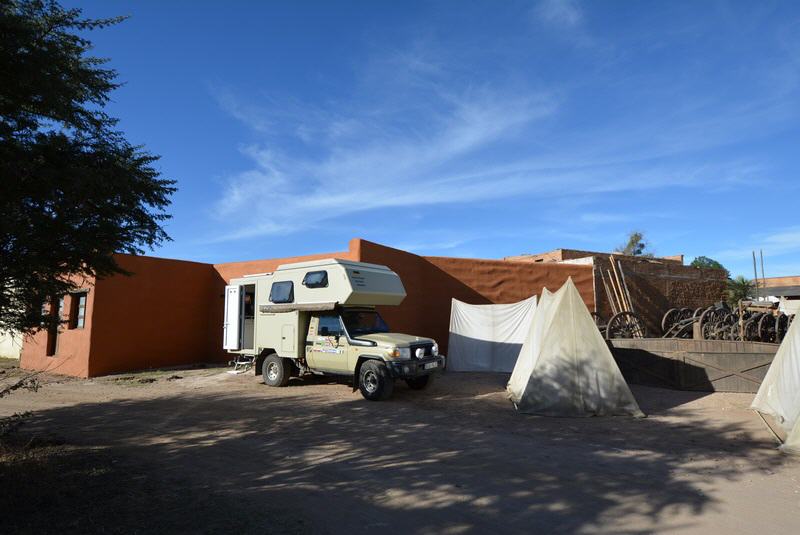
[1,361,799,534]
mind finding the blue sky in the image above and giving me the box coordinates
[69,1,800,277]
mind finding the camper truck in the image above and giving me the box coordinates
[223,259,445,400]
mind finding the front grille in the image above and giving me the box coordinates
[410,343,433,359]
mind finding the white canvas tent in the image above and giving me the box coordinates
[507,278,644,417]
[508,289,554,396]
[751,317,800,455]
[448,296,538,372]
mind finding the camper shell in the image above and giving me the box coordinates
[223,259,444,400]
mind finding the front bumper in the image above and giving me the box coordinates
[387,355,446,379]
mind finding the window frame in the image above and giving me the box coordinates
[69,292,88,329]
[302,270,329,289]
[316,314,343,337]
[269,281,294,304]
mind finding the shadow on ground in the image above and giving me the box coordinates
[0,374,788,534]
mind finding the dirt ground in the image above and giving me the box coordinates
[1,359,799,534]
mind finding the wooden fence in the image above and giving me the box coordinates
[609,338,778,393]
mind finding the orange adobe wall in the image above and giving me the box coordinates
[357,240,595,354]
[20,277,97,378]
[86,254,220,376]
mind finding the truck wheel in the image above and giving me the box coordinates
[262,354,291,387]
[359,360,394,401]
[406,375,433,390]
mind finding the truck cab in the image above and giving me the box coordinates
[224,259,445,400]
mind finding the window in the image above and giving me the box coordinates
[317,315,342,337]
[69,292,88,329]
[269,281,294,303]
[302,270,328,288]
[341,309,390,336]
[242,285,255,318]
[46,296,64,356]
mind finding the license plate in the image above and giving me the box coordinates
[424,361,439,370]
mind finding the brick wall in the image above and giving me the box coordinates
[595,256,727,335]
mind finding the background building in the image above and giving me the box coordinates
[0,330,22,359]
[506,249,727,335]
[760,276,800,314]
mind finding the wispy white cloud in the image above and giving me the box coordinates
[207,81,770,244]
[714,227,800,263]
[208,72,564,241]
[390,237,473,254]
[579,212,630,224]
[206,20,800,246]
[210,86,272,133]
[534,0,584,28]
[530,0,597,48]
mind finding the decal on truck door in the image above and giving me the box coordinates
[223,285,241,350]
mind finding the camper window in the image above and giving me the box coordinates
[302,270,328,288]
[269,281,294,303]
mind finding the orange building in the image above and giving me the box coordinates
[21,238,595,377]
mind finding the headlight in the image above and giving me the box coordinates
[432,343,439,356]
[391,347,411,360]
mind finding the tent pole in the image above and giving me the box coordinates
[606,269,623,314]
[618,261,635,313]
[608,263,636,337]
[755,411,783,446]
[610,256,629,312]
[617,261,641,338]
[610,257,638,336]
[607,261,622,310]
[752,251,760,301]
[601,271,618,316]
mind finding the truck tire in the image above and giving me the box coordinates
[262,354,291,387]
[406,374,433,390]
[359,360,394,401]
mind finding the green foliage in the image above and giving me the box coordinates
[726,275,753,306]
[614,231,653,257]
[0,0,176,333]
[690,256,730,277]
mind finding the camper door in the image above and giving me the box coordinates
[223,285,242,350]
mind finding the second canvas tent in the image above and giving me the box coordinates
[751,316,800,455]
[507,278,644,417]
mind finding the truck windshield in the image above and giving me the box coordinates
[341,310,390,336]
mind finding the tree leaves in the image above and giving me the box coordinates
[726,276,753,307]
[690,256,730,278]
[0,1,175,333]
[614,231,653,257]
